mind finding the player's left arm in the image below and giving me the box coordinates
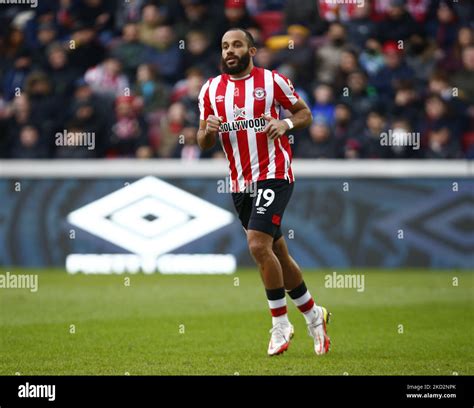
[262,99,312,140]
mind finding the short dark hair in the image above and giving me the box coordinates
[224,28,256,48]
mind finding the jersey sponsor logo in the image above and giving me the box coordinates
[233,104,246,119]
[219,117,266,133]
[253,87,266,100]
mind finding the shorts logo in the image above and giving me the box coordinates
[253,87,266,100]
[256,206,266,214]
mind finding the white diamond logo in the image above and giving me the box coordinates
[67,176,234,257]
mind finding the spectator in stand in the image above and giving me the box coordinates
[9,124,48,159]
[138,3,166,47]
[405,33,437,83]
[108,95,151,158]
[359,109,394,158]
[333,48,361,91]
[375,0,417,43]
[70,0,115,37]
[452,45,474,105]
[424,122,462,159]
[111,22,150,80]
[157,102,187,158]
[175,0,220,47]
[428,71,469,126]
[44,43,79,104]
[389,80,422,129]
[70,78,111,127]
[24,71,62,144]
[359,38,385,76]
[340,70,379,119]
[182,30,220,79]
[144,25,183,84]
[254,46,274,70]
[4,95,37,148]
[284,0,327,35]
[133,63,170,114]
[438,26,474,73]
[220,0,255,38]
[333,102,353,157]
[344,2,377,51]
[67,99,107,157]
[426,0,460,53]
[31,22,58,68]
[67,21,106,74]
[172,123,201,160]
[310,83,335,126]
[370,40,415,102]
[84,57,130,99]
[2,26,26,66]
[273,25,314,89]
[420,93,460,149]
[344,137,363,159]
[3,48,33,100]
[174,68,205,126]
[296,118,338,159]
[315,22,348,85]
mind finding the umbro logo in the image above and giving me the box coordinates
[67,176,234,257]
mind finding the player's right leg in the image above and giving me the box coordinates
[273,236,331,355]
[247,229,294,356]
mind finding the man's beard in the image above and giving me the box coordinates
[221,52,251,75]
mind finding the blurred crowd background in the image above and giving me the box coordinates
[0,0,473,160]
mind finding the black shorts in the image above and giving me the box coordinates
[232,179,294,240]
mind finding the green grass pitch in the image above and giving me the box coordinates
[0,269,472,375]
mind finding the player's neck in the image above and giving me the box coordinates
[229,63,254,80]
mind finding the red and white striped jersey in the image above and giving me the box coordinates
[198,66,299,192]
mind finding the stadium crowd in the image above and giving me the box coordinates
[0,0,472,159]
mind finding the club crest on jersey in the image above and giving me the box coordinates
[253,87,266,100]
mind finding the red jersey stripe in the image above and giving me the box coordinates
[234,79,253,183]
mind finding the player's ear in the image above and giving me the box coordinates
[249,46,257,57]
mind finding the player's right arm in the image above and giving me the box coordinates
[197,78,221,150]
[197,116,221,150]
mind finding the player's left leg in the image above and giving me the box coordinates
[272,234,331,355]
[245,179,296,356]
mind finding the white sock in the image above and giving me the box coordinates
[268,298,290,326]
